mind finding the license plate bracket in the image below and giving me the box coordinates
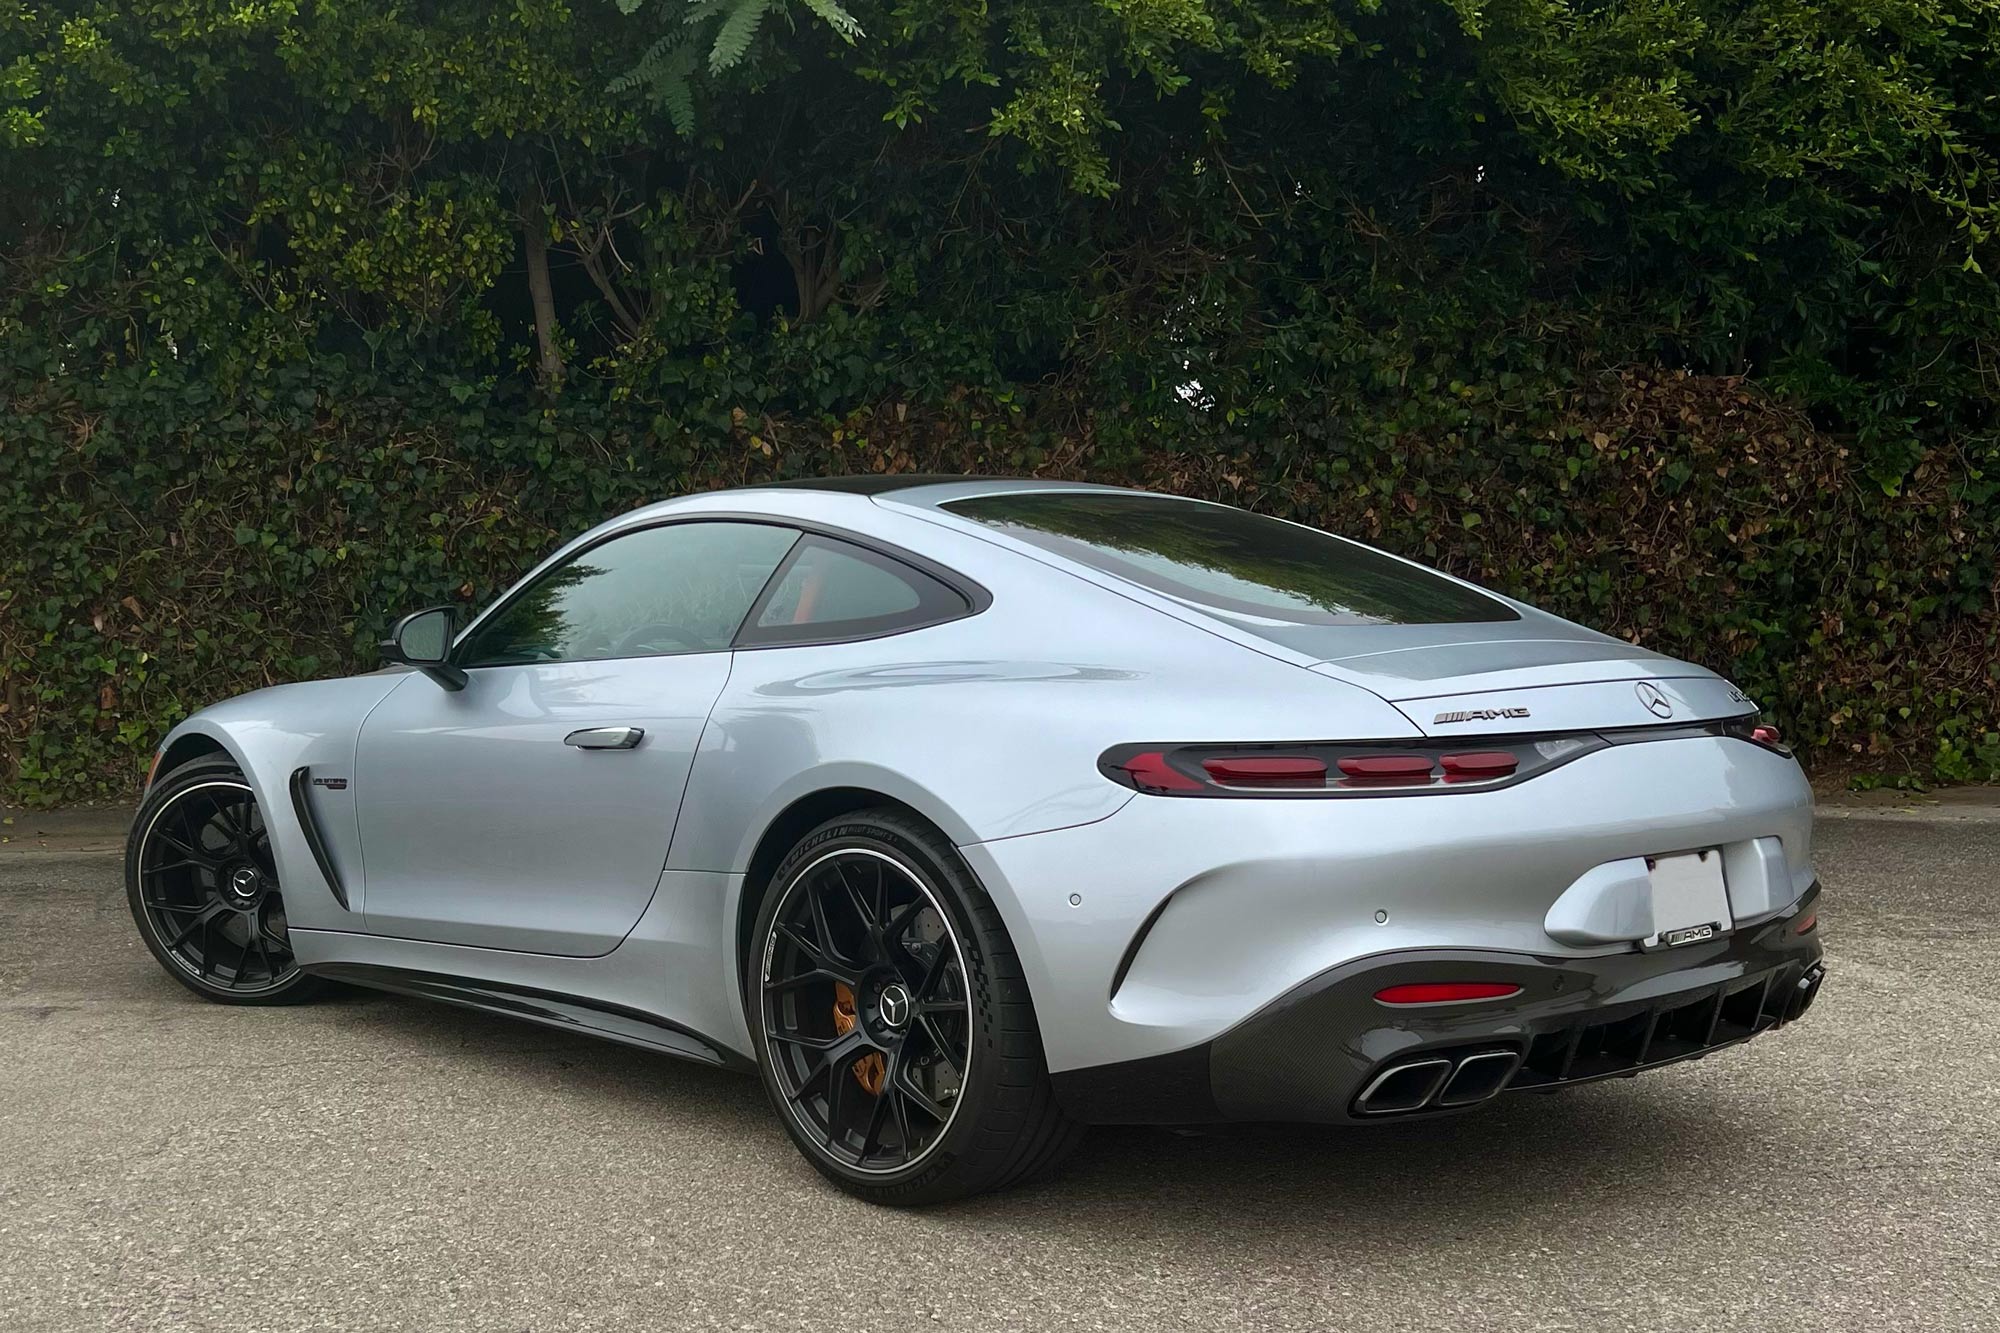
[1646,850,1731,949]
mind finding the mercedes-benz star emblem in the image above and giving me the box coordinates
[877,983,910,1028]
[1635,681,1674,719]
[228,866,260,899]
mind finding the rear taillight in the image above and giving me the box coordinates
[1723,715,1793,757]
[1116,751,1206,792]
[1101,737,1601,798]
[1201,756,1328,787]
[1440,750,1518,779]
[1336,755,1434,785]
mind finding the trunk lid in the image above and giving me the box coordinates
[1307,631,1752,736]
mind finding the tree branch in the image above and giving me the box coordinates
[519,179,565,386]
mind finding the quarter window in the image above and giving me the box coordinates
[457,521,799,666]
[738,537,968,645]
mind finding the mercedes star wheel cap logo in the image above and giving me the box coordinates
[229,866,260,898]
[877,983,910,1028]
[1635,681,1674,719]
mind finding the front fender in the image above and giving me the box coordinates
[149,674,407,928]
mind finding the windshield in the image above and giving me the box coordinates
[942,492,1517,626]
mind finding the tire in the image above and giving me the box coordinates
[125,756,329,1006]
[748,808,1083,1205]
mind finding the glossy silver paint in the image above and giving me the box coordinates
[150,479,1816,1078]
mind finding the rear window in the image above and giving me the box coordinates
[942,492,1517,626]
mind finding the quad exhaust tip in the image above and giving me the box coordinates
[1355,1048,1524,1116]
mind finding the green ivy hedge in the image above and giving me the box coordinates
[3,1,1997,802]
[4,357,1991,806]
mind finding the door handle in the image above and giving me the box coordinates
[564,726,645,751]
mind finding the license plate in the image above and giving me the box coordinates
[1647,850,1731,948]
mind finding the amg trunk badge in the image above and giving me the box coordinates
[1433,707,1530,724]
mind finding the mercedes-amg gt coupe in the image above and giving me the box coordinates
[126,477,1824,1203]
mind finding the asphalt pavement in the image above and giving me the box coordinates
[1,809,1995,1331]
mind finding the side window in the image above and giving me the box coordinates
[458,521,799,666]
[738,537,968,646]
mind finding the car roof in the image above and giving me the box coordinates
[738,475,1152,508]
[740,474,1001,496]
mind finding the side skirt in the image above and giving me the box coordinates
[302,962,755,1073]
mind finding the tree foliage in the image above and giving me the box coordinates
[1,0,1995,802]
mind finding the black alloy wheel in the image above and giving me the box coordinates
[126,758,327,1005]
[760,845,974,1172]
[750,809,1081,1204]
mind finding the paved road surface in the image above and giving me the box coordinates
[1,817,1995,1331]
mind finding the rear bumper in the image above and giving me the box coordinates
[1051,884,1824,1126]
[962,735,1815,1077]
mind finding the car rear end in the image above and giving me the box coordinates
[919,485,1824,1127]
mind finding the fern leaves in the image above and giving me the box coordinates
[612,0,864,131]
[798,0,862,43]
[706,0,770,76]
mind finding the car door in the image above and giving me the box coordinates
[352,519,801,955]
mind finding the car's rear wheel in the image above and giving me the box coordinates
[125,757,328,1005]
[749,809,1082,1204]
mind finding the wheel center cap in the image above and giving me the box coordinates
[876,982,911,1030]
[226,866,263,904]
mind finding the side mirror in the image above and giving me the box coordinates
[380,606,467,691]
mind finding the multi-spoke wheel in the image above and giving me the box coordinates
[125,757,327,1005]
[750,809,1081,1204]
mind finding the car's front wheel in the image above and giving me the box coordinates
[749,809,1082,1204]
[125,757,328,1006]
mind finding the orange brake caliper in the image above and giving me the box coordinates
[832,982,886,1095]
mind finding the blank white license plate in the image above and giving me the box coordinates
[1647,850,1732,948]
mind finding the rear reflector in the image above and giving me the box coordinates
[1793,912,1818,936]
[1201,756,1328,786]
[1375,982,1524,1006]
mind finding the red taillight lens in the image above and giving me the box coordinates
[1793,911,1818,936]
[1336,755,1435,784]
[1725,715,1793,755]
[1100,739,1572,797]
[1201,756,1329,787]
[1374,982,1524,1006]
[1115,751,1205,792]
[1440,751,1518,779]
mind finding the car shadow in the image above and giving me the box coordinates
[324,983,1799,1242]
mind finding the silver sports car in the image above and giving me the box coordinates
[127,477,1825,1203]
